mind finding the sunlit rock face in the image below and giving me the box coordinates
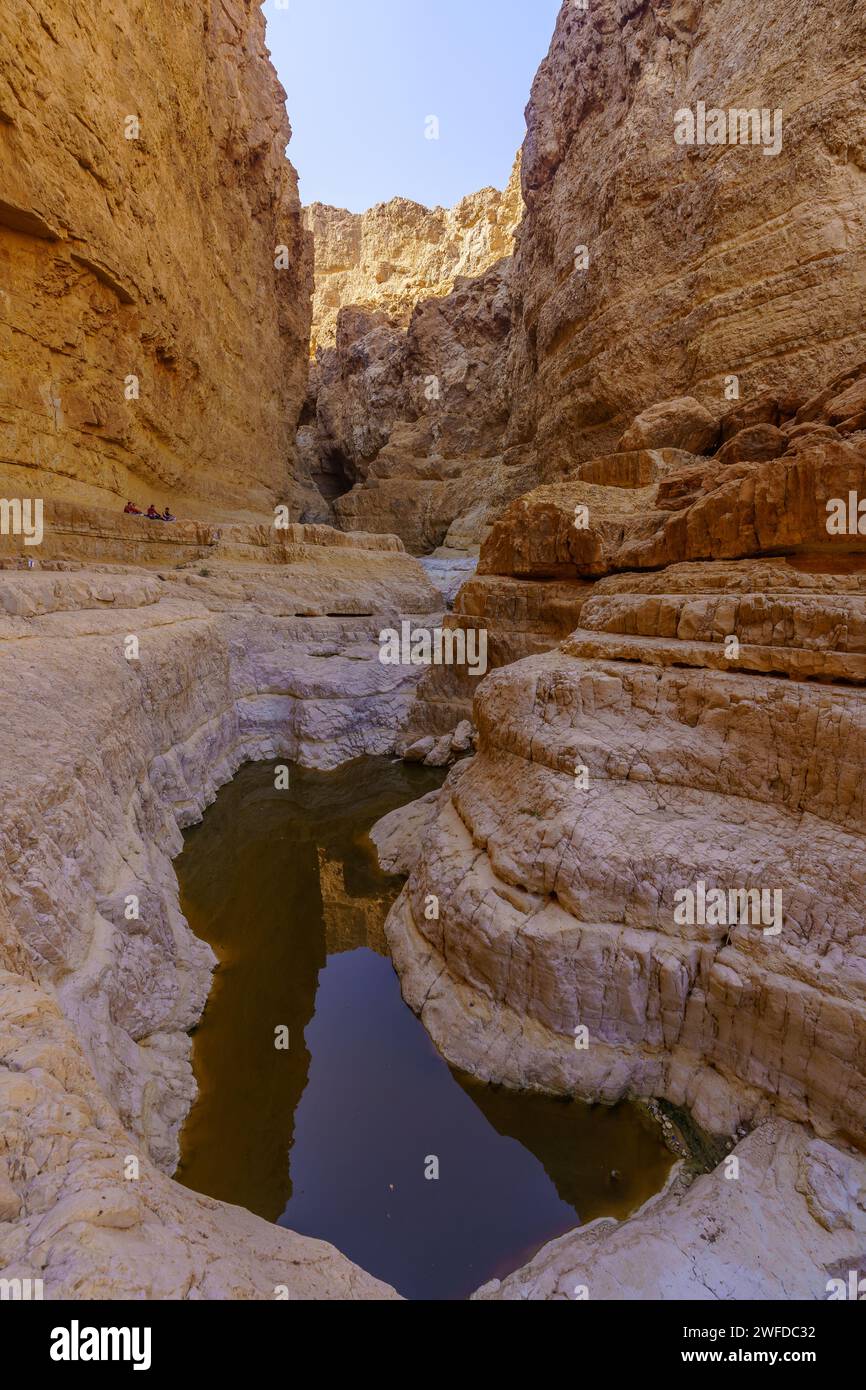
[305,158,522,353]
[300,161,534,550]
[302,0,866,548]
[389,362,866,1152]
[505,0,866,475]
[0,0,312,520]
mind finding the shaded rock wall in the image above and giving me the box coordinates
[0,0,312,520]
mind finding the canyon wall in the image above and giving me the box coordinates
[0,0,312,521]
[506,0,866,472]
[381,0,866,1293]
[298,160,534,549]
[304,0,866,551]
[0,535,439,1297]
[0,0,419,1298]
[390,359,866,1154]
[306,157,522,352]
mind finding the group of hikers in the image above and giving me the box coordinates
[124,502,176,522]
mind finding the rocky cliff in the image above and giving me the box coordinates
[302,0,866,553]
[0,531,438,1297]
[297,160,533,550]
[0,0,422,1300]
[306,157,522,352]
[0,0,312,520]
[377,0,866,1292]
[389,364,866,1149]
[385,359,866,1295]
[506,0,866,473]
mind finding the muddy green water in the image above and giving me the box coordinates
[176,757,673,1300]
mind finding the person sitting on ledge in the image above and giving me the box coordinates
[146,504,162,520]
[162,507,176,522]
[124,501,142,515]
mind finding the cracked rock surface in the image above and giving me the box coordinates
[0,529,438,1298]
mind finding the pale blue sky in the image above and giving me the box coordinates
[261,0,562,212]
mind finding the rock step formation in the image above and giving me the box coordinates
[0,499,408,582]
[0,533,440,1297]
[388,364,866,1173]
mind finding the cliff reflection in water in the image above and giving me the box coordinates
[176,757,672,1301]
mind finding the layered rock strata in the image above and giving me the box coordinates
[0,530,439,1297]
[0,0,312,519]
[388,366,866,1180]
[306,157,522,352]
[304,0,866,547]
[505,0,866,474]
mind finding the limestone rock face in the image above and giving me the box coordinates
[0,0,312,520]
[298,162,535,550]
[0,530,440,1297]
[306,156,522,352]
[505,0,866,474]
[389,361,866,1158]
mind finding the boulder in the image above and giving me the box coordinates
[618,397,718,456]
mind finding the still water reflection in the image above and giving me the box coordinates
[176,758,672,1300]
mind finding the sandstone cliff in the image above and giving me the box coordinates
[302,0,866,553]
[390,364,866,1152]
[384,359,866,1295]
[297,159,529,550]
[0,0,312,521]
[306,156,522,353]
[505,0,866,472]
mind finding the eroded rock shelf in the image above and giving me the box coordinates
[1,0,865,1306]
